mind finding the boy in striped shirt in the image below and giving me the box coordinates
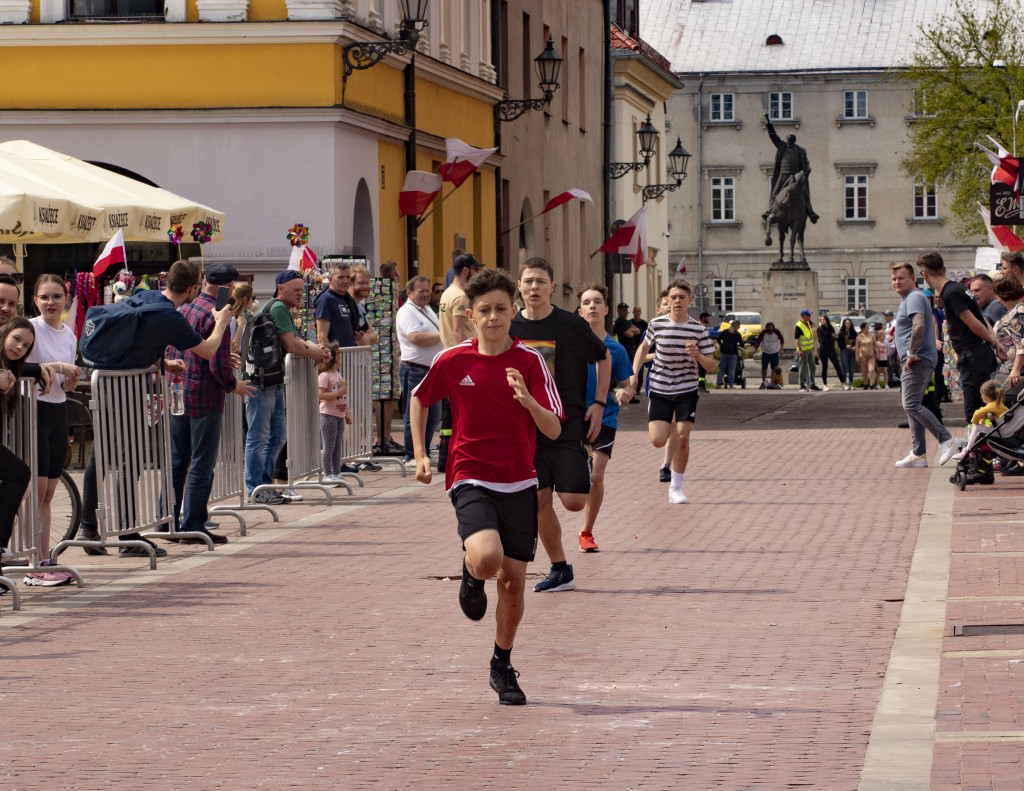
[630,279,717,504]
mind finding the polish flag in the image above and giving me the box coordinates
[288,245,318,272]
[439,139,498,188]
[599,206,647,271]
[92,229,126,277]
[978,203,1024,251]
[399,171,443,216]
[978,142,1018,188]
[543,189,594,214]
[676,256,687,274]
[64,295,80,336]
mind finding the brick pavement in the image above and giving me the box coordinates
[0,390,953,790]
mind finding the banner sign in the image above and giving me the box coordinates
[990,161,1023,225]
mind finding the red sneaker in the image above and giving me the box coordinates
[578,531,599,552]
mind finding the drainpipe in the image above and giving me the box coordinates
[492,0,504,269]
[696,72,705,312]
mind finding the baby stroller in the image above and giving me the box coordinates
[951,392,1024,490]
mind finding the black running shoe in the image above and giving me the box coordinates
[659,465,670,483]
[489,662,527,705]
[459,560,487,621]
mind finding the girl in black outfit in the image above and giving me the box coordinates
[816,315,842,390]
[837,318,858,389]
[0,317,35,560]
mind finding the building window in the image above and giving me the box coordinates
[844,175,868,220]
[768,92,792,121]
[844,90,868,119]
[913,179,937,218]
[70,0,163,16]
[713,279,734,312]
[710,177,735,222]
[912,89,935,119]
[710,93,734,121]
[846,278,868,311]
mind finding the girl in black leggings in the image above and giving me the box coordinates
[0,318,35,559]
[816,315,843,390]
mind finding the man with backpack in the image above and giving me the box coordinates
[77,260,233,556]
[244,270,330,504]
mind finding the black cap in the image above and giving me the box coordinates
[453,253,483,272]
[275,270,304,290]
[206,263,240,285]
[617,302,628,309]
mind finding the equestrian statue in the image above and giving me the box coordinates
[762,113,819,268]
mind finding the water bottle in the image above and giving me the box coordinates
[170,374,185,416]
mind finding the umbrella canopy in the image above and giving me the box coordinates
[0,140,224,244]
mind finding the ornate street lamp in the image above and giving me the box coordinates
[641,137,692,203]
[609,115,659,179]
[342,0,430,81]
[496,37,564,123]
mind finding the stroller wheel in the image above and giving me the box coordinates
[955,469,967,491]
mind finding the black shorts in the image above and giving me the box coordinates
[586,425,616,459]
[451,484,538,563]
[534,435,591,494]
[648,391,699,424]
[35,400,69,479]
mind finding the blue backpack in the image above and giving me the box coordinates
[80,290,177,370]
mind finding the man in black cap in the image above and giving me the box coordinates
[167,264,256,543]
[612,302,640,363]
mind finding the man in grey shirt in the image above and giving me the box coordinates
[971,274,1007,326]
[891,262,957,468]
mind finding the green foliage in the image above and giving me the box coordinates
[898,0,1024,237]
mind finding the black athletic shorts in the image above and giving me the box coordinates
[36,400,69,479]
[648,391,699,424]
[586,425,616,460]
[451,484,538,563]
[534,435,591,494]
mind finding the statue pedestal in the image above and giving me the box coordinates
[761,269,819,349]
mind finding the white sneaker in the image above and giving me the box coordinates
[280,488,304,501]
[938,437,959,466]
[668,488,690,504]
[821,384,830,391]
[894,453,928,468]
[321,475,341,487]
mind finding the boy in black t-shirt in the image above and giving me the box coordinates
[511,258,609,592]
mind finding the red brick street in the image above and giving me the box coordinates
[1,390,1019,790]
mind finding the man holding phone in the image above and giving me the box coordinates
[166,263,256,544]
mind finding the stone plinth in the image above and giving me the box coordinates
[761,268,819,348]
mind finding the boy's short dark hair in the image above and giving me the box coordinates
[0,274,19,292]
[1002,251,1024,271]
[916,251,945,274]
[519,257,554,282]
[667,278,692,296]
[166,260,200,293]
[658,289,669,300]
[576,282,609,304]
[465,268,516,305]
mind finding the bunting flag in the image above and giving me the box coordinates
[978,203,1024,251]
[543,189,594,214]
[599,206,647,271]
[977,141,1020,190]
[439,138,498,188]
[399,171,443,216]
[288,244,319,272]
[63,295,80,337]
[676,256,687,274]
[91,229,126,277]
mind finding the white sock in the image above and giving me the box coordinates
[670,470,685,489]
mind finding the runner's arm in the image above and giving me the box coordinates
[585,352,611,442]
[410,396,432,484]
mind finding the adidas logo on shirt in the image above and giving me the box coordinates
[459,375,475,386]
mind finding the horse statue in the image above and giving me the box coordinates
[764,171,808,267]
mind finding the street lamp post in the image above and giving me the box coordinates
[640,137,691,204]
[608,115,659,179]
[496,37,564,122]
[992,59,1024,156]
[342,0,429,277]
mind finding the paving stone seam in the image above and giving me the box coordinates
[0,481,427,632]
[934,732,1024,742]
[943,650,1024,658]
[858,462,953,791]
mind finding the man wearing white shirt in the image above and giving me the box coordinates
[397,276,445,462]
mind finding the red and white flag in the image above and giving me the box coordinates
[978,141,1020,189]
[676,256,687,274]
[543,189,594,214]
[439,138,498,188]
[599,206,647,271]
[399,171,443,217]
[978,203,1024,251]
[288,244,318,272]
[64,295,80,336]
[92,229,126,277]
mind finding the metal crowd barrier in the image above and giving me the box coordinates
[209,392,278,532]
[54,366,214,567]
[252,354,335,503]
[0,379,83,608]
[344,345,405,478]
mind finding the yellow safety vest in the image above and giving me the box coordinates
[795,321,814,352]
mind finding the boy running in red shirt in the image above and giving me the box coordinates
[410,269,563,705]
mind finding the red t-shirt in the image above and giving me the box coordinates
[412,337,564,493]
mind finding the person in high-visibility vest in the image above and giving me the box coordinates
[794,309,819,391]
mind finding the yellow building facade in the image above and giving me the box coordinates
[0,1,503,291]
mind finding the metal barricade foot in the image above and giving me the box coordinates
[207,507,247,536]
[0,574,21,610]
[144,529,215,551]
[289,482,333,505]
[362,454,408,477]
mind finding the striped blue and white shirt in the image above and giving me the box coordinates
[645,315,715,395]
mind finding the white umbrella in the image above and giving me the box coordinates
[0,140,224,244]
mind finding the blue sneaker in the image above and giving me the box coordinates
[533,564,575,592]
